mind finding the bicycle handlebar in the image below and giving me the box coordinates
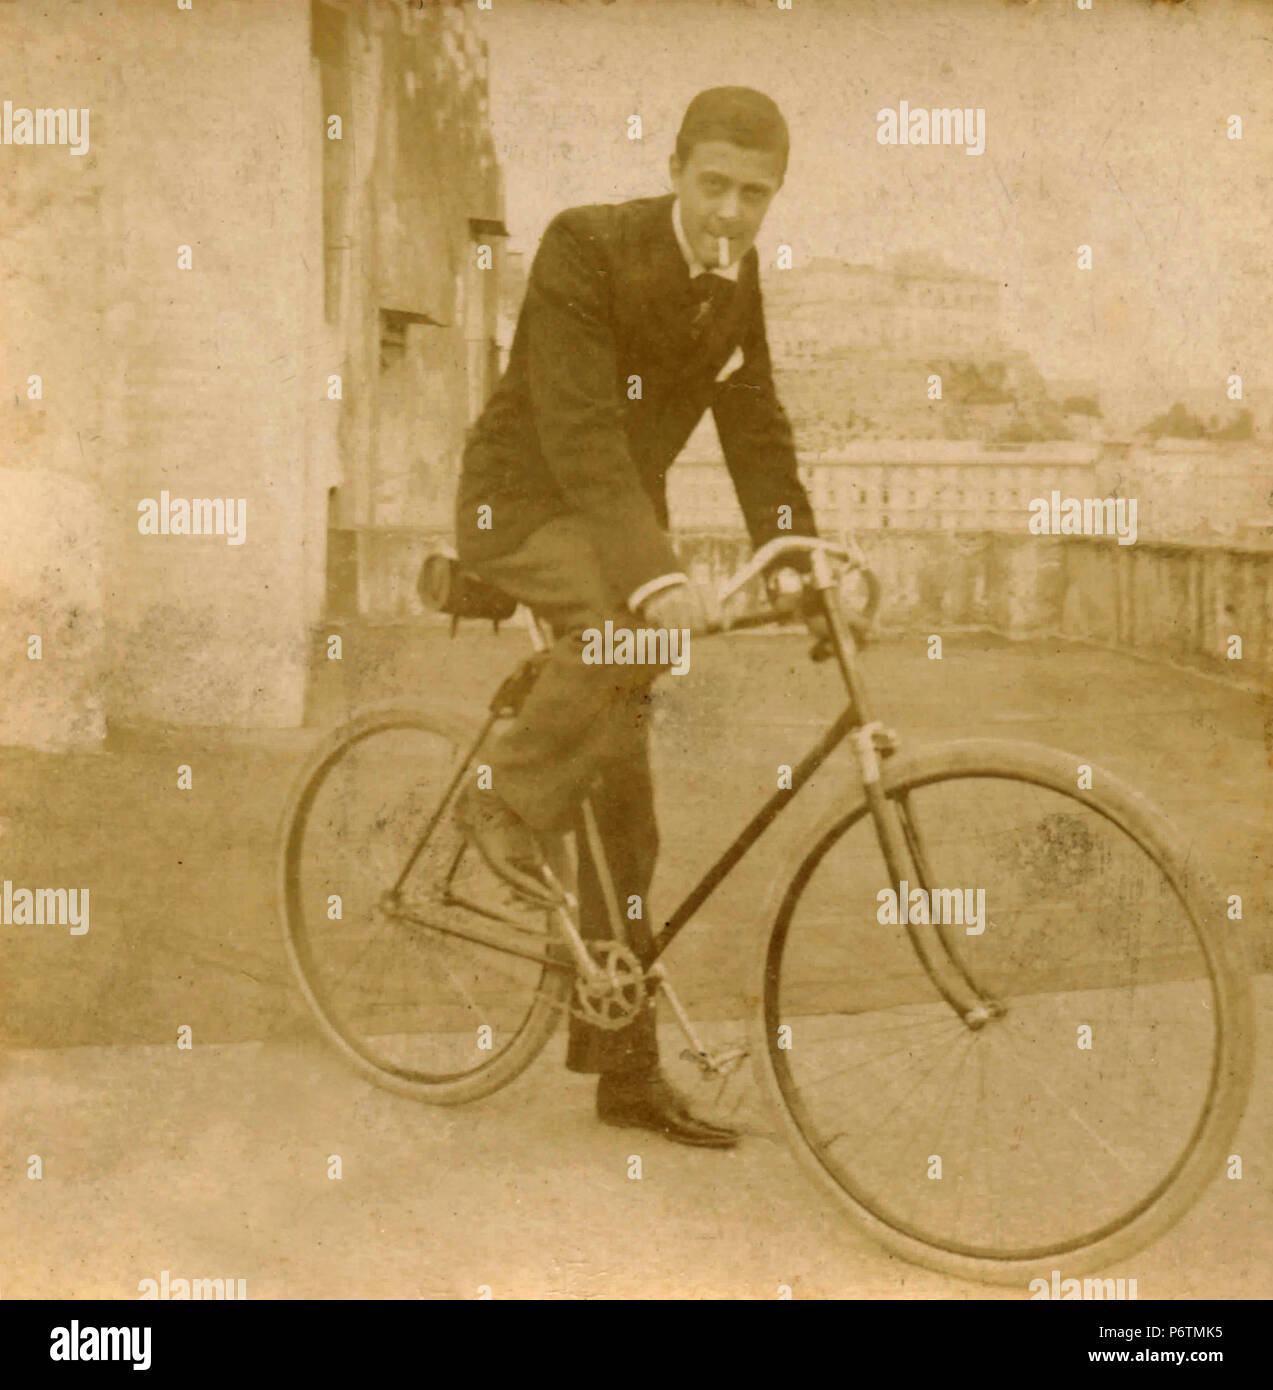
[709,536,881,638]
[715,535,864,605]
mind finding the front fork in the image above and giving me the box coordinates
[809,550,1002,1031]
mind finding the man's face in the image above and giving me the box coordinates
[669,140,783,270]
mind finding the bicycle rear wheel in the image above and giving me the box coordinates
[752,739,1254,1284]
[279,704,571,1104]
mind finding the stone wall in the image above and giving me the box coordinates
[1060,539,1273,688]
[673,529,1269,691]
[1,1,315,738]
[0,0,502,744]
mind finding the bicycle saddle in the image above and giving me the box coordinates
[418,552,518,622]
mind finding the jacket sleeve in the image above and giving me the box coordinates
[712,273,818,563]
[523,211,683,601]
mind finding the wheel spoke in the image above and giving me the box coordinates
[282,715,567,1093]
[764,759,1244,1270]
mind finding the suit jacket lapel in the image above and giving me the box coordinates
[629,195,752,382]
[633,194,697,358]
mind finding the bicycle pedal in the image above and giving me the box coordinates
[679,1045,748,1078]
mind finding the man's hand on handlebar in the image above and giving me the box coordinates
[766,566,832,644]
[638,554,873,656]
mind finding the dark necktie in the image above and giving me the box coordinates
[689,272,736,336]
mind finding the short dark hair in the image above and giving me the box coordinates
[675,86,789,177]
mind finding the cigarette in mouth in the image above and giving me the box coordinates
[717,236,729,268]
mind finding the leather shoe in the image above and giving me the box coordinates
[596,1068,739,1148]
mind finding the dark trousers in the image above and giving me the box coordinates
[465,516,669,1075]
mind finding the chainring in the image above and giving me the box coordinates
[570,941,648,1031]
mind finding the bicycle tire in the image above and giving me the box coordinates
[748,737,1254,1285]
[278,702,571,1105]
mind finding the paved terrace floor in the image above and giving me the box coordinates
[1,632,1269,1297]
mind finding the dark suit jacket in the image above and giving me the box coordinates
[455,192,817,600]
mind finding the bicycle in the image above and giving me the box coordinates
[278,535,1254,1285]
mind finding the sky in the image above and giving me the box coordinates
[482,0,1272,424]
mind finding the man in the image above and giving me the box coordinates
[453,87,819,1147]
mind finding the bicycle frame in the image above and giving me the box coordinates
[647,547,990,1025]
[283,536,1255,1278]
[389,540,996,1035]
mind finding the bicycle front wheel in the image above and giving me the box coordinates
[752,738,1254,1284]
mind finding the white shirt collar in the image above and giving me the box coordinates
[671,199,740,281]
